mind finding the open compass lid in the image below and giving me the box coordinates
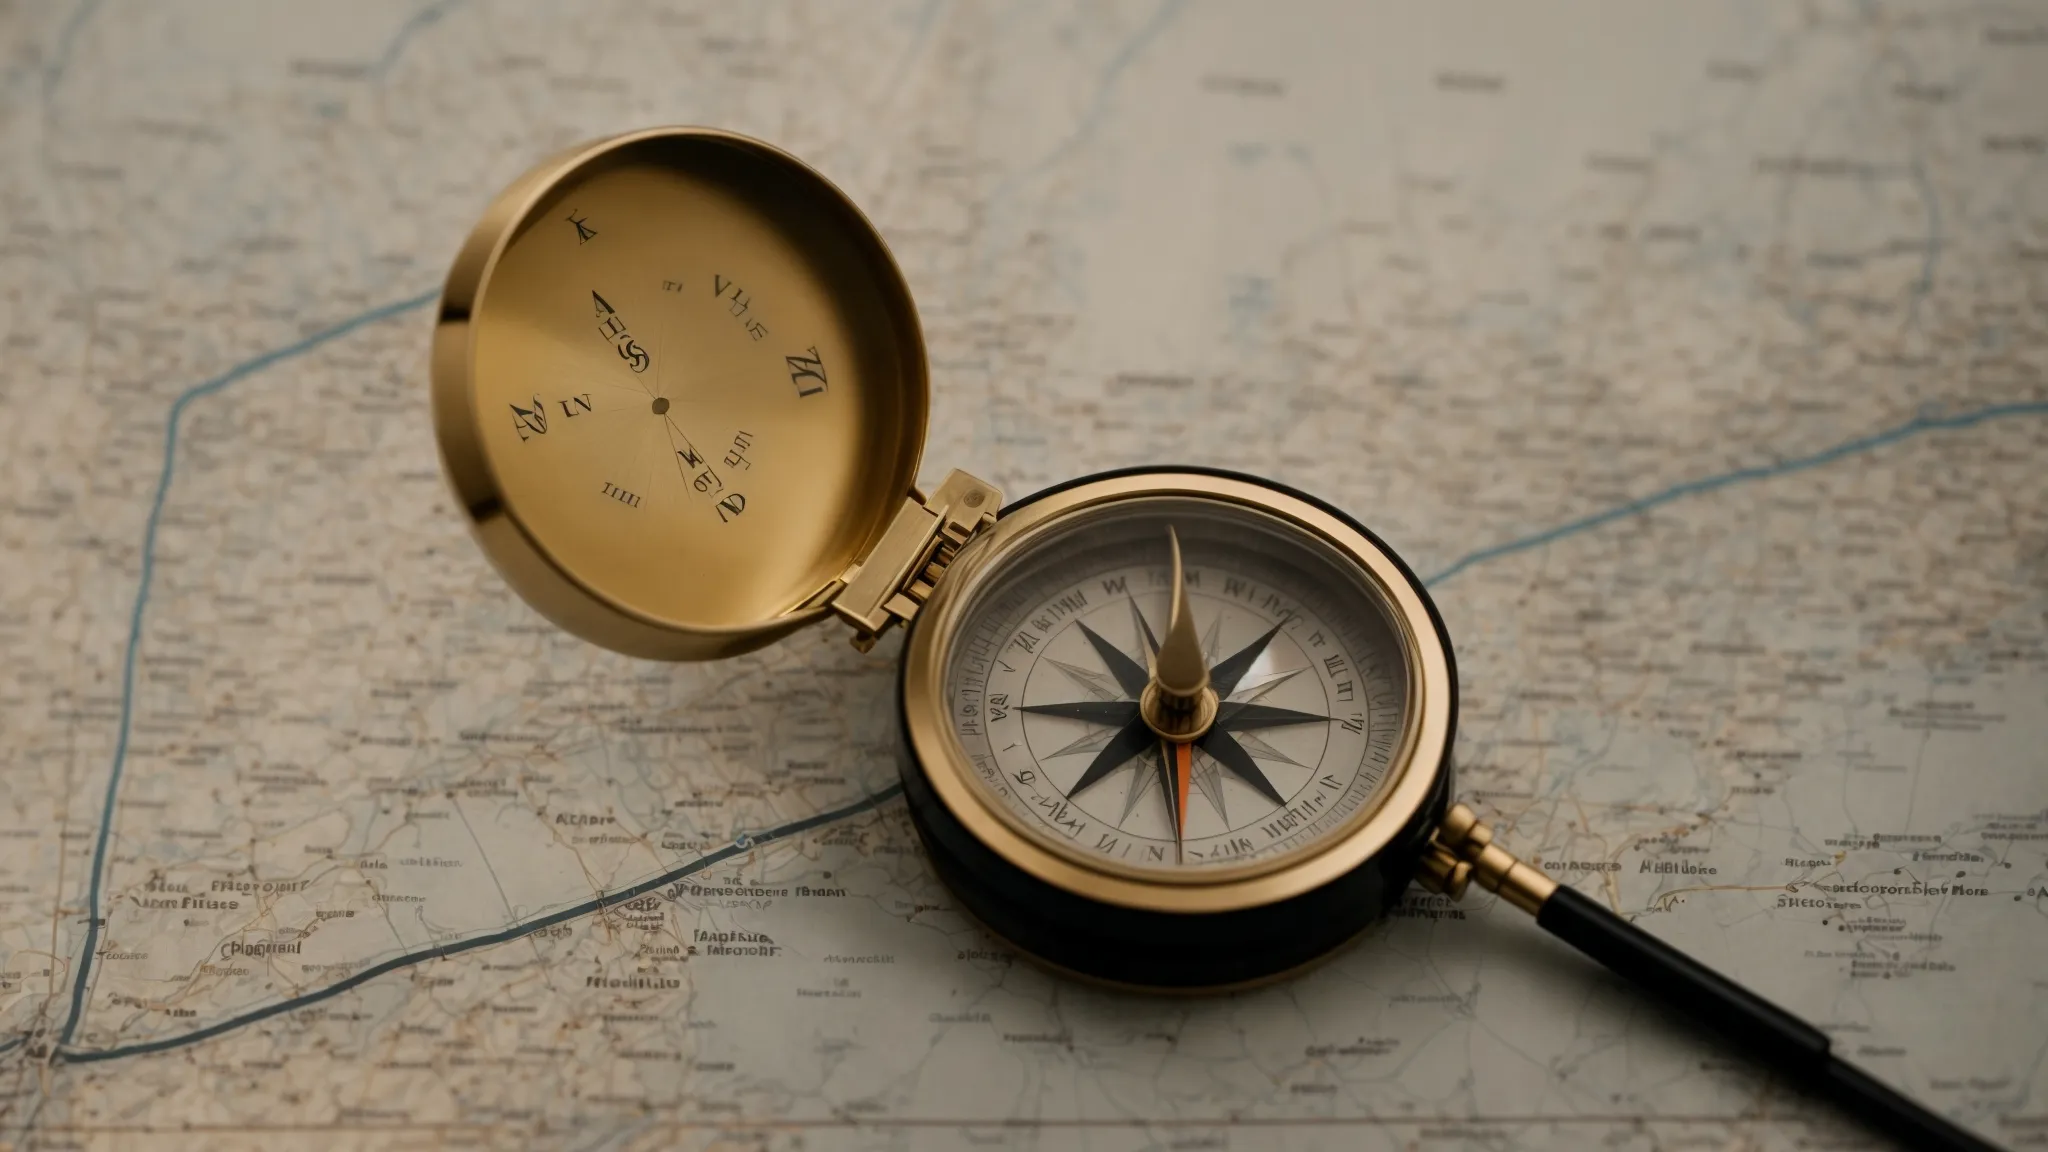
[431,128,993,660]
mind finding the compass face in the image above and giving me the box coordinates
[943,498,1413,878]
[441,131,926,651]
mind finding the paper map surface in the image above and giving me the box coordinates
[1,2,2044,1149]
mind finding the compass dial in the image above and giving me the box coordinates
[943,497,1412,879]
[437,131,926,656]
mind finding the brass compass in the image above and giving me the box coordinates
[432,127,1990,1151]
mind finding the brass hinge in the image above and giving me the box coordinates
[831,470,1002,652]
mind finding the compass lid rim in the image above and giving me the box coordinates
[432,126,929,661]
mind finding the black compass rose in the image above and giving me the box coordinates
[1019,597,1330,829]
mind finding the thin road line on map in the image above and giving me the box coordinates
[1422,400,2048,587]
[56,289,440,1047]
[374,0,465,76]
[47,283,2048,1063]
[61,785,902,1063]
[40,0,105,97]
[981,0,1184,249]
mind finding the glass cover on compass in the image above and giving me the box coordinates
[942,497,1412,878]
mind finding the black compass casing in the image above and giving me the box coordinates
[893,466,1459,990]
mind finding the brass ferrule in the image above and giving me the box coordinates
[1412,803,1558,916]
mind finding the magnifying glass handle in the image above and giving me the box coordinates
[1418,805,2002,1152]
[1537,885,1998,1152]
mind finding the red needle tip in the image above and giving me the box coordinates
[1173,742,1193,837]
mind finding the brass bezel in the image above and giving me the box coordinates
[901,472,1454,915]
[430,127,929,660]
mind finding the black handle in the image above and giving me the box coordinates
[1537,887,2001,1152]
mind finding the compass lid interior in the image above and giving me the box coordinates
[433,128,930,660]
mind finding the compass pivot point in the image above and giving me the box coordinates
[1140,681,1218,742]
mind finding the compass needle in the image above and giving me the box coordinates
[1172,742,1193,838]
[1152,528,1208,700]
[1138,527,1218,742]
